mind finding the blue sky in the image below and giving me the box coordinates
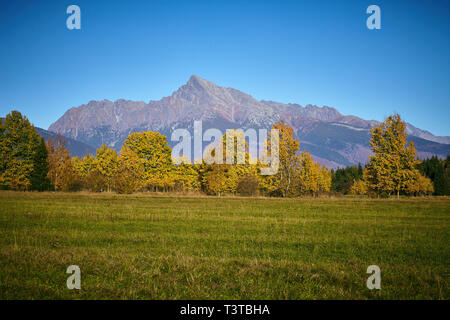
[1,0,449,136]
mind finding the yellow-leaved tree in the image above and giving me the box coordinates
[120,131,173,191]
[297,152,319,195]
[199,130,259,196]
[262,121,300,197]
[363,114,422,198]
[114,151,145,194]
[405,172,434,196]
[172,156,200,192]
[93,144,119,192]
[350,179,368,195]
[318,164,332,193]
[47,136,79,191]
[73,154,96,189]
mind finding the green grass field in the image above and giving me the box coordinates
[0,191,448,299]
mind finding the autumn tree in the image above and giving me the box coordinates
[297,152,319,195]
[237,174,259,196]
[47,136,79,191]
[201,163,234,196]
[114,151,145,194]
[85,169,106,192]
[200,130,259,196]
[263,121,300,197]
[350,179,368,195]
[120,131,173,191]
[224,130,259,195]
[318,164,332,193]
[364,114,420,198]
[0,111,41,190]
[405,172,434,196]
[73,154,96,188]
[92,144,119,192]
[172,156,200,192]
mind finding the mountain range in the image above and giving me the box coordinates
[34,127,96,158]
[48,75,450,168]
[0,117,96,158]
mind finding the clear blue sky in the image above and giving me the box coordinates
[1,0,449,136]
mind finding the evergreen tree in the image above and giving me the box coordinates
[445,156,450,196]
[418,156,449,195]
[30,137,51,191]
[331,164,364,194]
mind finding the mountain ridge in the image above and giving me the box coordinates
[35,127,96,158]
[48,75,450,168]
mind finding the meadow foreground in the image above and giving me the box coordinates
[0,191,448,299]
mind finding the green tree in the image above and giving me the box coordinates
[30,137,51,191]
[445,156,450,195]
[331,164,364,194]
[0,111,40,190]
[418,156,449,195]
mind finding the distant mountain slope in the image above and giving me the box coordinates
[298,122,450,167]
[1,117,95,158]
[35,127,96,158]
[48,75,450,168]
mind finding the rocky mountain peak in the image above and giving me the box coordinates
[187,74,207,86]
[48,75,450,168]
[183,75,217,94]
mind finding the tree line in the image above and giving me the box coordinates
[1,111,448,197]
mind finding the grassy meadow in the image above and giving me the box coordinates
[0,191,448,299]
